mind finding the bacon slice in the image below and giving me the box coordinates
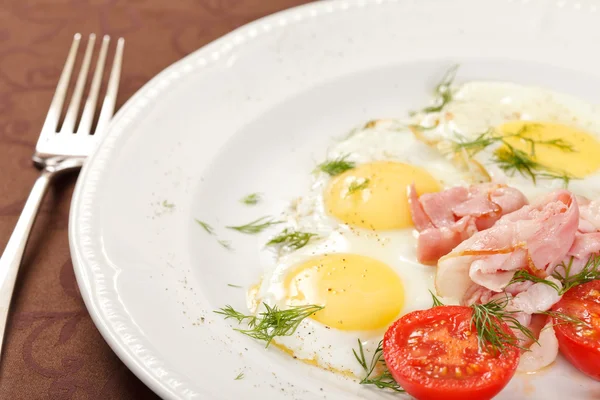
[517,315,559,373]
[578,196,600,231]
[568,232,600,260]
[420,186,468,228]
[510,277,563,314]
[450,193,600,373]
[511,197,600,372]
[409,183,528,264]
[407,185,435,231]
[552,197,600,277]
[416,216,478,265]
[436,190,579,300]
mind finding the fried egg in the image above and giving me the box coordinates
[289,119,474,236]
[412,81,600,200]
[248,121,466,376]
[250,227,440,377]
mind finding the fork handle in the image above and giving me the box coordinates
[0,169,53,355]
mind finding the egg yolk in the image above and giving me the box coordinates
[324,161,440,230]
[284,253,404,331]
[497,121,600,178]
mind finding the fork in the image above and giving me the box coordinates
[0,33,124,357]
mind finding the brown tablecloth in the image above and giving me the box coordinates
[0,0,311,398]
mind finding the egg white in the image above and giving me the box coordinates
[252,227,441,377]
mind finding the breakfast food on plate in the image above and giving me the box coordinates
[383,305,520,400]
[239,119,472,377]
[212,66,600,399]
[408,182,528,264]
[551,280,600,380]
[411,67,600,201]
[436,190,577,300]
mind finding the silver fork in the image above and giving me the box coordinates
[0,33,124,357]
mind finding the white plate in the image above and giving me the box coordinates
[69,0,600,399]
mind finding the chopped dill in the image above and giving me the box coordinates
[227,283,242,288]
[430,290,444,307]
[419,64,459,114]
[195,219,233,250]
[535,171,574,188]
[215,305,250,324]
[452,129,499,156]
[508,269,561,292]
[553,253,600,294]
[493,143,545,184]
[214,303,323,348]
[452,126,576,185]
[508,254,600,297]
[454,126,576,157]
[317,155,355,176]
[241,193,261,205]
[516,136,574,157]
[541,310,589,327]
[234,372,244,380]
[267,228,318,250]
[470,296,537,354]
[346,178,370,197]
[195,219,214,234]
[218,239,233,250]
[352,339,405,392]
[226,216,283,234]
[162,200,175,209]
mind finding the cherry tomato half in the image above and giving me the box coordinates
[552,280,600,380]
[383,306,519,400]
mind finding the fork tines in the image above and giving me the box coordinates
[41,33,125,137]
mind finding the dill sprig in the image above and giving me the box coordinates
[218,239,233,250]
[267,228,318,250]
[553,253,600,294]
[227,283,242,288]
[453,129,499,156]
[453,125,576,157]
[453,127,576,185]
[195,219,214,234]
[429,294,537,353]
[214,303,323,348]
[508,269,561,292]
[195,219,233,249]
[216,305,253,324]
[470,296,537,354]
[430,290,444,307]
[346,178,370,197]
[536,171,574,187]
[420,64,459,114]
[241,193,261,205]
[517,136,574,157]
[352,339,405,392]
[509,254,600,296]
[317,155,355,176]
[493,144,545,184]
[541,310,589,327]
[226,216,283,234]
[234,372,244,380]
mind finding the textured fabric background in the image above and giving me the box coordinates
[0,0,311,398]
